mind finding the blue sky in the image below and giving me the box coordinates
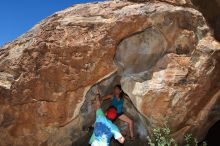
[0,0,103,46]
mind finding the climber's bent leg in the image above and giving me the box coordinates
[118,114,134,138]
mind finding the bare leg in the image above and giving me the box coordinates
[118,114,134,138]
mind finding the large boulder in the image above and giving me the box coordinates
[117,0,192,6]
[0,0,219,146]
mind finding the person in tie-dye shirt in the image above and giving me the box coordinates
[89,95,125,146]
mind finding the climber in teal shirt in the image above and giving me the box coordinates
[98,85,135,140]
[112,94,124,115]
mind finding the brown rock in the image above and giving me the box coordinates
[114,0,192,6]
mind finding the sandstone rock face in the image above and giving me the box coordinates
[0,0,220,146]
[121,0,192,6]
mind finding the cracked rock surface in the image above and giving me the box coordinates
[0,0,220,145]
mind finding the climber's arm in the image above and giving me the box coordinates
[101,94,113,101]
[91,93,101,110]
[124,94,132,102]
[124,95,129,99]
[96,87,112,101]
[111,124,125,144]
[117,136,125,144]
[94,95,101,110]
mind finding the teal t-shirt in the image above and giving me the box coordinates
[89,108,122,146]
[111,95,124,114]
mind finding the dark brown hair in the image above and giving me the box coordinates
[114,84,125,98]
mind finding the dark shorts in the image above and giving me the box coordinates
[116,112,124,119]
[112,112,123,122]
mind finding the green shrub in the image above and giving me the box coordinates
[147,126,207,146]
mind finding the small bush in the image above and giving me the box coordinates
[147,126,207,146]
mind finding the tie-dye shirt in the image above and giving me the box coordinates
[89,108,122,146]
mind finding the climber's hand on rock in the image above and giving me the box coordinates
[96,87,101,96]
